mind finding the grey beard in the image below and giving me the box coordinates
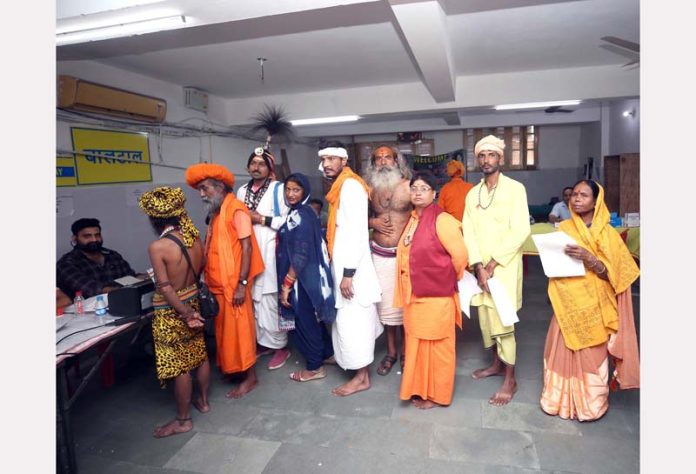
[202,196,223,217]
[366,166,403,191]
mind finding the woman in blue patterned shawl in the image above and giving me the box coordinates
[276,173,336,382]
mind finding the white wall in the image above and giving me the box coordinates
[608,98,640,155]
[56,60,320,269]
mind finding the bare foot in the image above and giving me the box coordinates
[226,378,258,399]
[471,364,505,380]
[192,397,210,413]
[489,381,518,406]
[412,398,440,410]
[153,418,192,438]
[332,375,370,397]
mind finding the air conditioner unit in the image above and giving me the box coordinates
[57,75,167,123]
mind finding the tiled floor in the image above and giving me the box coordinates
[62,258,639,473]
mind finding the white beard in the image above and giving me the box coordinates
[366,166,403,192]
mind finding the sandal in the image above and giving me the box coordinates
[376,354,397,376]
[289,367,326,382]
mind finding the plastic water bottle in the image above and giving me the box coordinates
[74,291,85,315]
[95,295,107,318]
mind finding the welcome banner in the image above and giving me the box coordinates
[402,149,465,192]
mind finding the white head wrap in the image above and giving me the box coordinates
[318,147,348,159]
[474,135,505,157]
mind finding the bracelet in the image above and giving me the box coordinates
[283,275,296,289]
[343,268,356,278]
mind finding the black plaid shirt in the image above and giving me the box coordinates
[57,248,136,299]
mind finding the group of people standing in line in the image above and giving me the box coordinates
[109,134,639,438]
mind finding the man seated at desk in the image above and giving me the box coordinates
[57,218,145,299]
[548,186,573,223]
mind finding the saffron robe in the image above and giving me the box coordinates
[205,193,265,374]
[437,176,474,222]
[395,207,468,405]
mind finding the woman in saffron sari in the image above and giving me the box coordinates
[276,173,336,382]
[540,179,640,421]
[394,173,468,409]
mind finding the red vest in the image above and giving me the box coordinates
[409,204,458,297]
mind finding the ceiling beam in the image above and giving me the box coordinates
[441,112,461,126]
[388,0,455,103]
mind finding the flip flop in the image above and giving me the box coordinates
[289,368,326,382]
[376,354,397,376]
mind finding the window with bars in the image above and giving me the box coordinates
[464,126,538,171]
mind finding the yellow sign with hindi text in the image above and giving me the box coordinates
[56,155,77,187]
[71,128,152,185]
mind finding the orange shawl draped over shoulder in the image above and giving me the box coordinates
[548,184,640,386]
[325,167,370,258]
[211,194,264,304]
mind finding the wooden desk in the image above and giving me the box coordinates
[56,313,148,474]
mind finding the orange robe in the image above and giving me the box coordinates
[394,210,468,405]
[540,184,639,420]
[205,193,265,374]
[437,177,474,222]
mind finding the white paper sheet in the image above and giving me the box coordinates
[487,277,519,326]
[114,275,143,286]
[457,270,483,318]
[531,232,586,278]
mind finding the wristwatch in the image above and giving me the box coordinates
[239,278,248,286]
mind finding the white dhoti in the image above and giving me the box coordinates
[254,293,288,349]
[331,299,383,370]
[371,244,403,326]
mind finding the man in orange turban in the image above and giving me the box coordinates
[185,163,265,398]
[437,159,474,222]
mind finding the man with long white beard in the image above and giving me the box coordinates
[364,145,413,376]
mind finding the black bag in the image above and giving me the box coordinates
[163,234,219,320]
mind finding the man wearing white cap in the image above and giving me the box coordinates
[320,141,383,396]
[463,135,531,406]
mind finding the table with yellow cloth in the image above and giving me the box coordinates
[522,223,640,260]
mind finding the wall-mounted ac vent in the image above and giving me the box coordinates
[57,75,167,123]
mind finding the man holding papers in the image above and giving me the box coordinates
[463,135,531,406]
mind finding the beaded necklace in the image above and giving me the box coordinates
[478,182,497,210]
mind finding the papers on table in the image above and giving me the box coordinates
[532,231,586,278]
[458,271,482,318]
[487,277,520,326]
[114,275,143,286]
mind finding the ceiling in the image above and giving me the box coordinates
[56,0,640,133]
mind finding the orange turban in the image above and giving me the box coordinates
[474,135,505,157]
[185,163,235,189]
[446,160,465,177]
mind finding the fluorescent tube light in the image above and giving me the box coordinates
[57,15,186,45]
[494,100,581,111]
[290,115,361,126]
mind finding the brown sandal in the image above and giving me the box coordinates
[377,354,397,376]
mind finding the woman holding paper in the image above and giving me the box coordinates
[540,179,640,421]
[394,173,468,409]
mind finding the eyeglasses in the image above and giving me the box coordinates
[409,186,432,193]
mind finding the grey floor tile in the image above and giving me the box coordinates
[481,401,582,435]
[330,416,433,458]
[574,407,640,438]
[313,387,399,419]
[238,409,342,446]
[532,431,639,473]
[391,396,483,429]
[164,432,281,474]
[262,443,503,474]
[430,425,540,469]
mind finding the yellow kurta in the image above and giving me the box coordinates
[394,209,468,405]
[462,173,530,310]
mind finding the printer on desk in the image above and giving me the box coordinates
[108,279,155,317]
